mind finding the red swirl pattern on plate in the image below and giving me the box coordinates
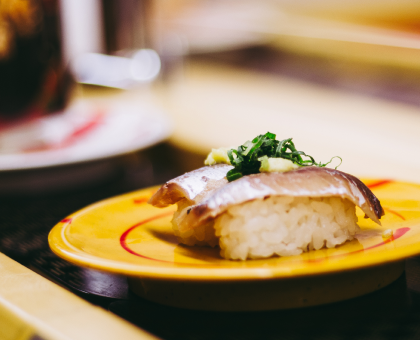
[367,180,393,189]
[119,213,410,264]
[119,212,174,263]
[384,208,406,220]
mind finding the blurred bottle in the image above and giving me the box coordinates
[59,0,161,89]
[101,0,153,53]
[0,0,73,121]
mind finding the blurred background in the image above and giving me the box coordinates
[2,1,420,339]
[1,0,420,192]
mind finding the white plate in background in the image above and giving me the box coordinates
[0,101,172,171]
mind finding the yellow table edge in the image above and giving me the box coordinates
[0,252,158,340]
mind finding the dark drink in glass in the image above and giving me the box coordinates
[0,0,73,122]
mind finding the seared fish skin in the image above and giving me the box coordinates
[149,166,384,233]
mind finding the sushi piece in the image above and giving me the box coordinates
[148,163,232,208]
[148,133,384,260]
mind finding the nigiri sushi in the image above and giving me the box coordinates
[149,133,384,260]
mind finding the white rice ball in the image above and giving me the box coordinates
[172,196,360,260]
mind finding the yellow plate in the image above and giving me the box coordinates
[49,179,420,310]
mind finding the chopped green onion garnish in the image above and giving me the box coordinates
[226,132,342,182]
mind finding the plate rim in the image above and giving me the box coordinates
[49,180,420,282]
